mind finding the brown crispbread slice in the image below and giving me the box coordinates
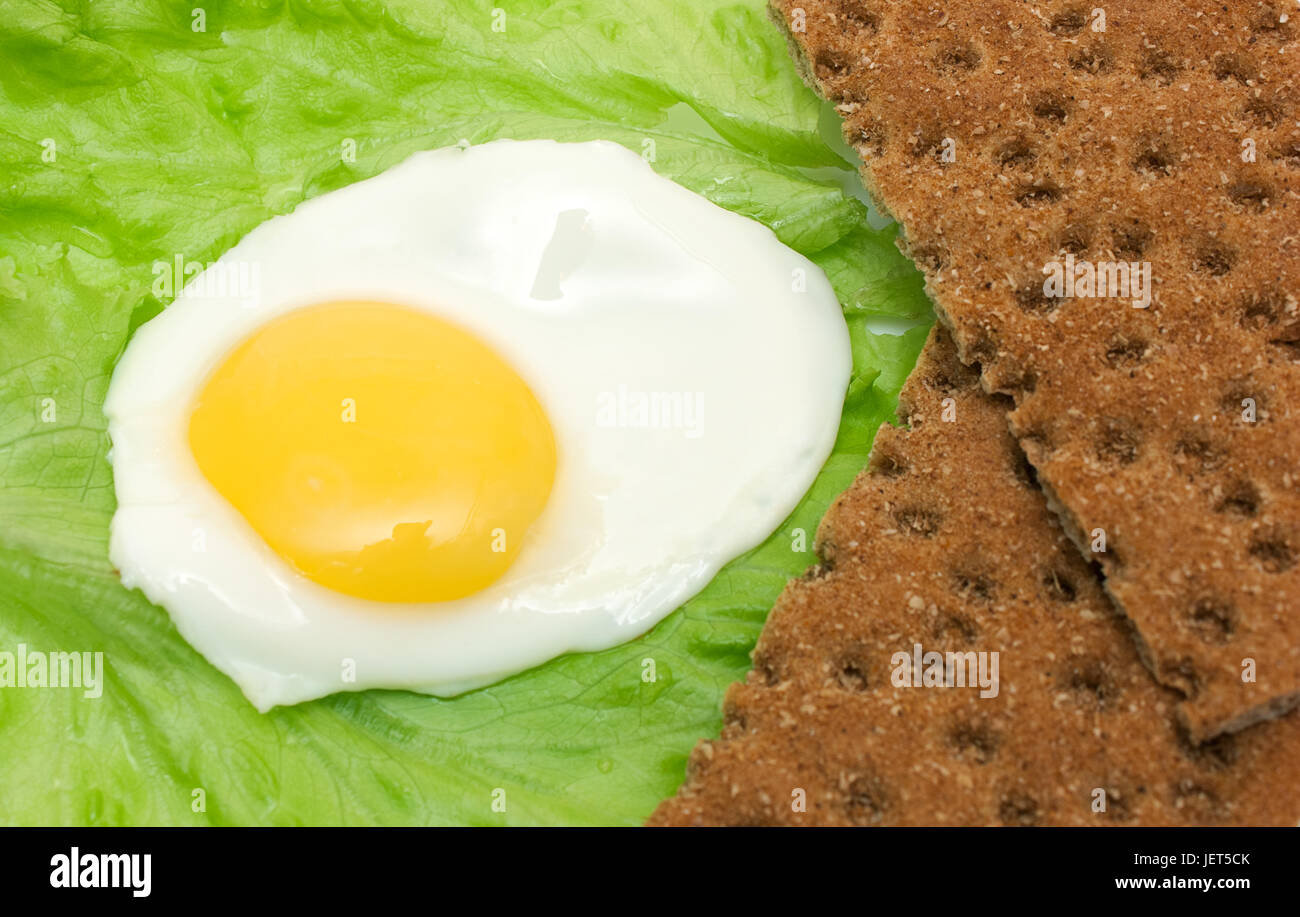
[650,329,1300,826]
[769,0,1300,740]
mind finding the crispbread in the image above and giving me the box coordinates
[650,329,1300,825]
[769,0,1300,740]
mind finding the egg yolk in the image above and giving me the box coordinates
[187,302,557,603]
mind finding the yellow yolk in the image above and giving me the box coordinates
[187,302,557,603]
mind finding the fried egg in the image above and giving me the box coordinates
[106,139,850,710]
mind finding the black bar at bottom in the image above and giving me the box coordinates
[2,826,1294,902]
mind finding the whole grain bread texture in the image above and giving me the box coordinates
[768,0,1300,741]
[650,328,1300,826]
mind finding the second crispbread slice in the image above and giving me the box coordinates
[651,328,1300,826]
[770,0,1300,740]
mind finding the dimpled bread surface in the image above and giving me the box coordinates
[766,0,1300,740]
[650,328,1300,826]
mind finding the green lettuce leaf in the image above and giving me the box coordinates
[0,0,931,825]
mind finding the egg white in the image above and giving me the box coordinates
[106,139,851,710]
